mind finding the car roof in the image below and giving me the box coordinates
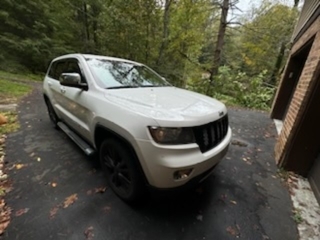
[52,53,141,65]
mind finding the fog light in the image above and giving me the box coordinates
[174,169,193,180]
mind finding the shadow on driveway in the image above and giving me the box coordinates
[3,85,298,240]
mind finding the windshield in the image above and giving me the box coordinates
[86,58,171,89]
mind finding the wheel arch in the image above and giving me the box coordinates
[94,124,149,185]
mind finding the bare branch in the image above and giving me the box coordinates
[178,51,211,73]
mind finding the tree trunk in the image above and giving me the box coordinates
[157,0,172,66]
[145,23,150,63]
[270,42,286,85]
[83,2,90,42]
[91,3,100,52]
[207,0,229,94]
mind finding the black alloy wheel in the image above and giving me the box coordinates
[99,138,144,202]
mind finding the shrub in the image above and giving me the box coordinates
[189,66,275,110]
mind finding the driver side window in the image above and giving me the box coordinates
[65,60,87,83]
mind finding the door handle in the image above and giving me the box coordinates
[60,87,66,93]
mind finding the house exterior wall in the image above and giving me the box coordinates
[273,16,320,167]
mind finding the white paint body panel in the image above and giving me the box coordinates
[43,54,232,188]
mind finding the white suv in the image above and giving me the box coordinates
[43,54,232,201]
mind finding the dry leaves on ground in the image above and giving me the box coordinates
[63,194,78,208]
[49,206,59,219]
[95,187,107,194]
[0,114,8,125]
[84,226,94,240]
[103,206,111,213]
[226,225,240,237]
[0,199,11,235]
[49,193,79,219]
[15,208,29,217]
[0,135,11,235]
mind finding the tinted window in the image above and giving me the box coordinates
[48,60,67,80]
[48,59,86,83]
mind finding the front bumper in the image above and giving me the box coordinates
[135,127,232,188]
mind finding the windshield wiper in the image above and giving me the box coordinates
[106,85,138,89]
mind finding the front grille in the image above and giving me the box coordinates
[193,114,229,153]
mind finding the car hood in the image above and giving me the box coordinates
[104,87,226,126]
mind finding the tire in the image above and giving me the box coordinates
[99,138,145,202]
[45,99,59,129]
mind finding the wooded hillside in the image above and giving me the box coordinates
[0,0,299,109]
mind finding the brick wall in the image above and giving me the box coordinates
[275,16,320,165]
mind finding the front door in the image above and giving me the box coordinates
[57,59,92,141]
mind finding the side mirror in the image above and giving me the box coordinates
[59,73,87,89]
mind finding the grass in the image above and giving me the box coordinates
[0,112,19,135]
[0,79,32,104]
[292,209,304,224]
[0,70,43,82]
[277,168,291,182]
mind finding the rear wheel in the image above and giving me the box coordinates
[45,99,59,129]
[99,138,145,202]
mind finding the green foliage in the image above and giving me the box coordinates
[0,111,19,135]
[0,0,299,110]
[292,209,303,224]
[189,66,275,110]
[223,1,298,78]
[0,79,32,104]
[0,70,42,81]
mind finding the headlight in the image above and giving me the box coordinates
[148,127,195,144]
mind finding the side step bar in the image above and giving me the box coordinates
[57,122,95,156]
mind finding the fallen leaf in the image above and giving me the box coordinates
[63,194,78,208]
[37,157,41,162]
[95,187,107,194]
[230,200,237,205]
[242,157,247,162]
[29,152,35,157]
[50,206,59,219]
[226,226,238,236]
[0,219,10,235]
[51,182,57,187]
[16,164,25,170]
[87,190,93,195]
[15,208,29,217]
[84,226,94,240]
[103,206,111,213]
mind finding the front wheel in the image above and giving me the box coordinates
[99,138,145,202]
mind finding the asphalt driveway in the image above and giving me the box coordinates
[2,84,298,240]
